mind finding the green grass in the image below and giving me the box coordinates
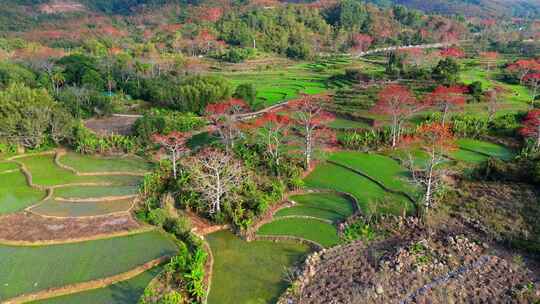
[305,163,413,215]
[224,63,343,109]
[328,152,415,195]
[59,153,152,173]
[30,198,135,217]
[207,230,310,304]
[456,138,514,160]
[0,161,19,172]
[31,266,163,304]
[17,155,139,186]
[0,170,45,214]
[389,148,432,168]
[257,218,339,248]
[53,185,138,199]
[450,149,489,164]
[275,193,355,222]
[0,230,178,300]
[327,117,370,129]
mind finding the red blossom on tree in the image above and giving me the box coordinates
[351,33,373,53]
[252,112,291,169]
[152,131,190,179]
[206,98,248,151]
[427,85,468,125]
[287,95,335,168]
[506,59,540,84]
[200,7,223,22]
[409,122,455,213]
[439,47,465,58]
[373,85,426,148]
[519,109,540,148]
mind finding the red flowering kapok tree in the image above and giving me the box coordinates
[524,73,540,108]
[206,98,248,152]
[373,84,425,148]
[479,51,499,72]
[520,109,540,148]
[351,33,373,54]
[287,95,335,169]
[407,123,455,214]
[506,59,540,84]
[439,47,465,59]
[253,112,291,169]
[152,131,190,179]
[427,85,468,126]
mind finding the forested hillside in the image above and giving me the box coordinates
[368,0,540,18]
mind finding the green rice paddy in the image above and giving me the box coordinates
[59,153,152,173]
[305,162,413,215]
[456,138,514,160]
[53,185,138,199]
[275,193,355,222]
[206,230,310,304]
[30,266,163,304]
[0,161,19,172]
[0,230,177,300]
[328,152,414,195]
[257,218,340,248]
[0,170,45,214]
[30,198,135,217]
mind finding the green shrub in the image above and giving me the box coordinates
[451,114,489,138]
[234,83,257,107]
[133,109,206,143]
[148,208,168,226]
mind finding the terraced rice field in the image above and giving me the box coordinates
[327,117,370,130]
[258,218,340,247]
[275,193,355,222]
[16,154,121,186]
[328,152,414,195]
[29,198,136,217]
[225,59,353,109]
[0,230,177,300]
[0,169,45,214]
[206,230,310,304]
[31,266,163,304]
[53,185,139,199]
[456,138,514,161]
[305,162,413,215]
[59,152,152,173]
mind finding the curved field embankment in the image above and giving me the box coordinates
[0,230,178,302]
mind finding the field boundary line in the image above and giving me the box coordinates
[54,194,137,203]
[253,235,324,251]
[0,226,155,246]
[2,255,172,304]
[326,160,417,204]
[55,150,149,176]
[457,146,506,159]
[264,215,333,224]
[5,150,56,161]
